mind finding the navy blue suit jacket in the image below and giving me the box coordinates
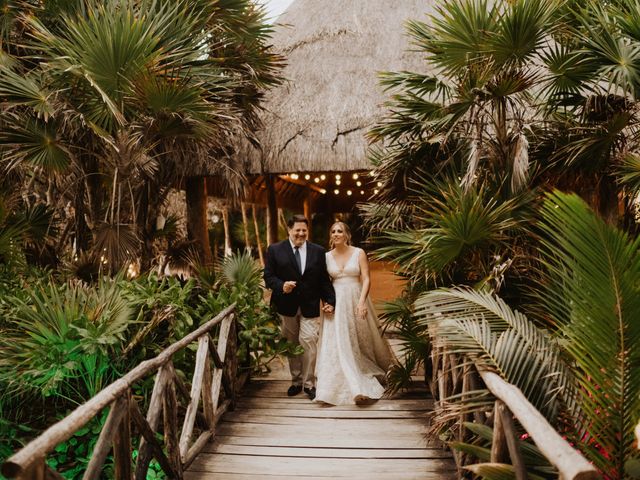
[263,240,336,318]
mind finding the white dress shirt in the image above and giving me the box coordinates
[289,239,307,274]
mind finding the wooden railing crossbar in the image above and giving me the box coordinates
[431,345,601,480]
[2,303,239,479]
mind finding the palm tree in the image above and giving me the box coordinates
[0,0,283,272]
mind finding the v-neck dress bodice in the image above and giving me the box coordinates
[315,247,395,405]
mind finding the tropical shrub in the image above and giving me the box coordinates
[411,192,640,478]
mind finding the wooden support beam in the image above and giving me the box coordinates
[240,202,251,252]
[490,401,509,464]
[163,364,182,477]
[180,335,211,459]
[113,391,132,480]
[265,174,278,245]
[129,397,176,479]
[134,365,169,479]
[83,396,128,480]
[498,404,528,480]
[252,204,265,266]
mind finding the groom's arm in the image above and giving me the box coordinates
[263,244,284,294]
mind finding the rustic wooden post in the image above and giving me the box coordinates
[134,366,169,479]
[498,405,528,480]
[240,202,251,251]
[491,401,509,464]
[225,319,239,409]
[113,391,132,480]
[18,457,45,480]
[163,364,183,477]
[303,196,311,241]
[179,335,211,460]
[210,314,234,415]
[222,205,231,256]
[251,204,265,266]
[202,344,215,428]
[265,174,278,245]
[129,398,176,478]
[83,396,128,480]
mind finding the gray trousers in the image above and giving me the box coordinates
[280,309,319,388]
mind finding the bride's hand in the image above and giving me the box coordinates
[356,304,367,320]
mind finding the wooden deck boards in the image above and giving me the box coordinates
[186,380,456,479]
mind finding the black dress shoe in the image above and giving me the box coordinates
[287,384,303,396]
[304,386,316,400]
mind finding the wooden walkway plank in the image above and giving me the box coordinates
[204,444,452,459]
[185,378,455,479]
[188,454,457,476]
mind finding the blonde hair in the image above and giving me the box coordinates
[329,221,352,249]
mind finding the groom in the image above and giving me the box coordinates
[264,214,335,400]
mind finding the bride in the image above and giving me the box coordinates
[315,221,395,405]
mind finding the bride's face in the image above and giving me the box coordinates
[330,224,347,246]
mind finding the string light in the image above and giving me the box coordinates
[352,173,359,180]
[356,181,362,187]
[374,189,379,195]
[291,173,299,180]
[347,190,352,196]
[305,174,311,180]
[320,174,326,180]
[336,174,341,180]
[320,188,327,194]
[360,190,365,195]
[334,189,340,195]
[314,177,320,183]
[377,182,383,187]
[336,180,341,185]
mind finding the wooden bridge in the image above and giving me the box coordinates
[2,300,600,480]
[185,378,455,479]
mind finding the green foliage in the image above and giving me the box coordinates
[0,277,132,400]
[373,179,532,289]
[200,252,302,375]
[379,296,430,394]
[415,288,572,422]
[538,191,640,476]
[46,412,110,479]
[220,250,263,290]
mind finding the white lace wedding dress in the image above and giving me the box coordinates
[315,248,395,405]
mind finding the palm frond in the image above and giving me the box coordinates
[415,288,573,422]
[538,191,640,475]
[219,250,262,289]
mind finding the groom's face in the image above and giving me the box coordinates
[288,221,308,247]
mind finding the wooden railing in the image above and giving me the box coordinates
[1,303,245,480]
[430,346,601,480]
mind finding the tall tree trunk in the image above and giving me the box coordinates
[185,176,213,265]
[265,174,278,245]
[240,202,251,251]
[222,205,231,256]
[252,204,265,266]
[303,196,311,241]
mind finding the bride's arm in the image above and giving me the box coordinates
[356,249,371,319]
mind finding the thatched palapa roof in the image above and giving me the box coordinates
[243,0,434,174]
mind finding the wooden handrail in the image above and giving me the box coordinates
[430,345,601,480]
[480,371,600,480]
[2,303,238,479]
